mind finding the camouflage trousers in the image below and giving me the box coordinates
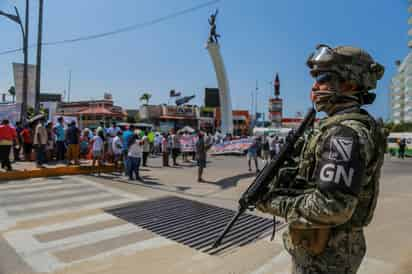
[284,229,366,274]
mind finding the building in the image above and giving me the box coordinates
[390,55,412,123]
[269,73,283,127]
[389,2,412,124]
[56,99,126,129]
[39,93,62,122]
[215,108,250,136]
[139,104,199,132]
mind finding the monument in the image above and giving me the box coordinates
[269,73,283,128]
[206,10,233,135]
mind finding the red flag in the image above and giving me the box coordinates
[274,73,280,97]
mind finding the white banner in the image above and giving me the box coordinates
[52,116,78,127]
[13,63,37,108]
[0,103,21,125]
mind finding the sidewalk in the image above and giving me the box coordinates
[0,160,119,181]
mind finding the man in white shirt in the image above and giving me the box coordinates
[106,121,120,162]
[33,118,48,168]
[127,134,142,180]
[142,132,150,166]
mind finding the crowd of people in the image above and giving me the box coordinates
[0,117,214,182]
[246,134,285,173]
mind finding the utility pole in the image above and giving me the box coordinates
[255,80,258,120]
[34,0,44,114]
[22,0,29,122]
[67,70,72,102]
[0,2,29,122]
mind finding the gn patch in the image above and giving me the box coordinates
[316,126,364,196]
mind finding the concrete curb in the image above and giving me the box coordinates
[0,165,120,181]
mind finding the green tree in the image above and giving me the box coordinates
[8,86,15,102]
[139,93,152,105]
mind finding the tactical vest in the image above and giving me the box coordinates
[297,110,386,228]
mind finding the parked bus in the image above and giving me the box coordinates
[387,132,412,157]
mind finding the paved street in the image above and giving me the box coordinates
[0,154,411,274]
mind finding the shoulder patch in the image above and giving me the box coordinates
[316,125,365,196]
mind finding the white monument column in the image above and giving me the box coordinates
[206,41,233,135]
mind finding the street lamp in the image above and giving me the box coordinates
[0,1,29,123]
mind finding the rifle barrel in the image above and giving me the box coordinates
[212,207,244,248]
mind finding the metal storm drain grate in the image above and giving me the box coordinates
[106,196,281,255]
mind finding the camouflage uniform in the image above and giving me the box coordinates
[257,46,385,274]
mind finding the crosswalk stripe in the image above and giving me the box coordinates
[0,178,69,190]
[0,182,82,195]
[23,213,116,234]
[5,192,118,212]
[3,212,175,273]
[1,188,106,206]
[0,176,144,230]
[5,222,142,254]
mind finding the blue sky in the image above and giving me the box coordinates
[0,0,409,119]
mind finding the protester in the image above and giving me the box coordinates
[270,136,279,160]
[122,125,135,175]
[0,119,17,171]
[14,121,23,161]
[20,123,33,161]
[65,121,80,165]
[112,131,123,169]
[96,121,106,138]
[92,129,104,168]
[127,133,142,180]
[53,117,66,162]
[33,118,48,168]
[142,132,150,167]
[399,138,406,159]
[154,133,162,155]
[147,130,155,154]
[106,121,121,163]
[170,130,180,166]
[161,133,169,167]
[261,135,270,165]
[45,122,55,162]
[79,129,90,159]
[196,131,207,182]
[247,136,259,173]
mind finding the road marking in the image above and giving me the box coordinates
[0,182,82,195]
[0,176,144,230]
[3,213,174,273]
[5,192,117,212]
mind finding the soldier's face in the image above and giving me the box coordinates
[311,81,330,102]
[311,81,353,102]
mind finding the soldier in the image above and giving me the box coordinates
[256,45,386,274]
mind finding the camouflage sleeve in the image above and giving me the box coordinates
[263,122,373,229]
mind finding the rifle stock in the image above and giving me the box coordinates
[212,108,316,249]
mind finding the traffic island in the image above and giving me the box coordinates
[0,164,121,181]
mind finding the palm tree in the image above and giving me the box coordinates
[139,93,152,105]
[8,86,15,103]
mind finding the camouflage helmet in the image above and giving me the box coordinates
[307,44,385,92]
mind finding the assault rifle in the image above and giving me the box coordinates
[212,108,316,248]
